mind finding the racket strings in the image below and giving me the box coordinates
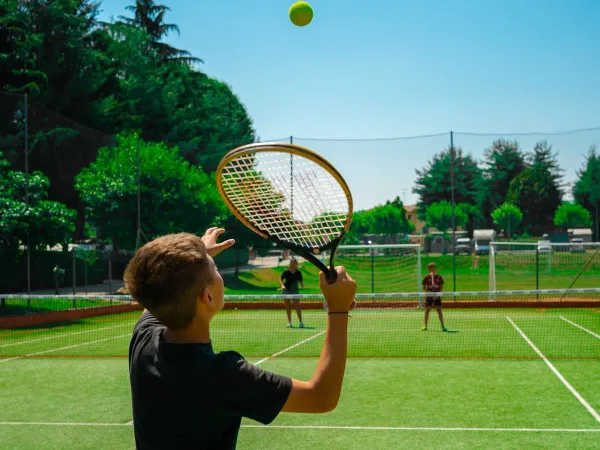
[220,151,349,248]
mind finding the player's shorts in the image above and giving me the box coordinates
[425,296,442,308]
[283,289,300,301]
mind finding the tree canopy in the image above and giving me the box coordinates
[553,203,592,229]
[0,151,76,251]
[74,134,223,249]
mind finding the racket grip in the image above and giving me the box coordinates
[326,267,338,284]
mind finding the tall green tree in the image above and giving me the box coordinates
[74,134,224,249]
[104,23,255,172]
[480,139,527,226]
[0,152,76,251]
[369,203,414,238]
[118,0,202,64]
[0,0,116,128]
[425,201,469,236]
[491,203,523,238]
[573,146,600,240]
[345,210,372,244]
[553,203,592,229]
[413,147,483,220]
[507,141,563,234]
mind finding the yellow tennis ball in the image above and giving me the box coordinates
[289,1,313,27]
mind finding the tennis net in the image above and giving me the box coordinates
[1,289,599,360]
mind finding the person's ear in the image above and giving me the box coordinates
[198,287,212,306]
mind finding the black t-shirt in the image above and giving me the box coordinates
[128,311,292,449]
[281,269,303,291]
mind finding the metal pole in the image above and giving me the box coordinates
[417,245,423,308]
[290,136,293,218]
[108,250,112,294]
[371,248,375,293]
[136,137,141,250]
[72,248,76,295]
[24,94,31,295]
[536,247,539,298]
[450,131,456,292]
[596,207,600,242]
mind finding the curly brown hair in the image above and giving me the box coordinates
[124,233,213,329]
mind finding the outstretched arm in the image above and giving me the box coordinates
[281,267,356,413]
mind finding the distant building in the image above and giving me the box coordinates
[404,205,426,234]
[404,204,465,235]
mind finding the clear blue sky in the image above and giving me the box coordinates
[97,0,600,210]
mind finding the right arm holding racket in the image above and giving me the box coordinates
[282,266,357,413]
[216,142,357,414]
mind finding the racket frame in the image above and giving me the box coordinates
[216,142,353,281]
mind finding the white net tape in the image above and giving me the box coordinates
[220,150,350,249]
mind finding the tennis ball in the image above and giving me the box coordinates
[289,1,313,27]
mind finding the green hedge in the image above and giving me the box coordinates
[0,250,105,293]
[0,248,249,294]
[213,249,250,268]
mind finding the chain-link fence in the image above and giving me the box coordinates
[2,92,599,294]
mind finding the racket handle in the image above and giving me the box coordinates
[326,267,338,284]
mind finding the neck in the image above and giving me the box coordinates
[164,319,211,344]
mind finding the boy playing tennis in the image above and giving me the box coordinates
[280,258,305,328]
[125,228,357,449]
[421,262,448,332]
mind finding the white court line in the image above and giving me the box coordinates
[0,334,131,363]
[241,425,600,433]
[507,317,600,423]
[254,331,326,366]
[0,323,132,348]
[0,422,599,433]
[560,316,600,340]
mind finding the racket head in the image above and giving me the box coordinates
[216,142,353,279]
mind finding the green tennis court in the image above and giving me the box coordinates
[1,294,599,449]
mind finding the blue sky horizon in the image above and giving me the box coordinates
[97,0,600,209]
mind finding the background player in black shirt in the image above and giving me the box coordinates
[124,228,357,449]
[280,258,305,328]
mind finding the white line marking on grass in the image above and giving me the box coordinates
[254,331,326,366]
[241,425,600,433]
[0,334,131,363]
[507,316,600,423]
[0,422,131,427]
[1,422,599,433]
[560,316,600,340]
[0,323,132,348]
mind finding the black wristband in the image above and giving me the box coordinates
[328,311,351,317]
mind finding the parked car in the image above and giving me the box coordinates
[475,242,490,255]
[569,238,586,253]
[537,240,552,253]
[454,238,472,255]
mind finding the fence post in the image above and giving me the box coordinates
[370,247,375,294]
[536,247,540,299]
[108,249,113,295]
[72,248,76,295]
[417,245,423,308]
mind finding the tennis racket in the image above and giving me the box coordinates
[216,142,353,283]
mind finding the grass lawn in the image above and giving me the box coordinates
[223,252,600,295]
[2,306,599,449]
